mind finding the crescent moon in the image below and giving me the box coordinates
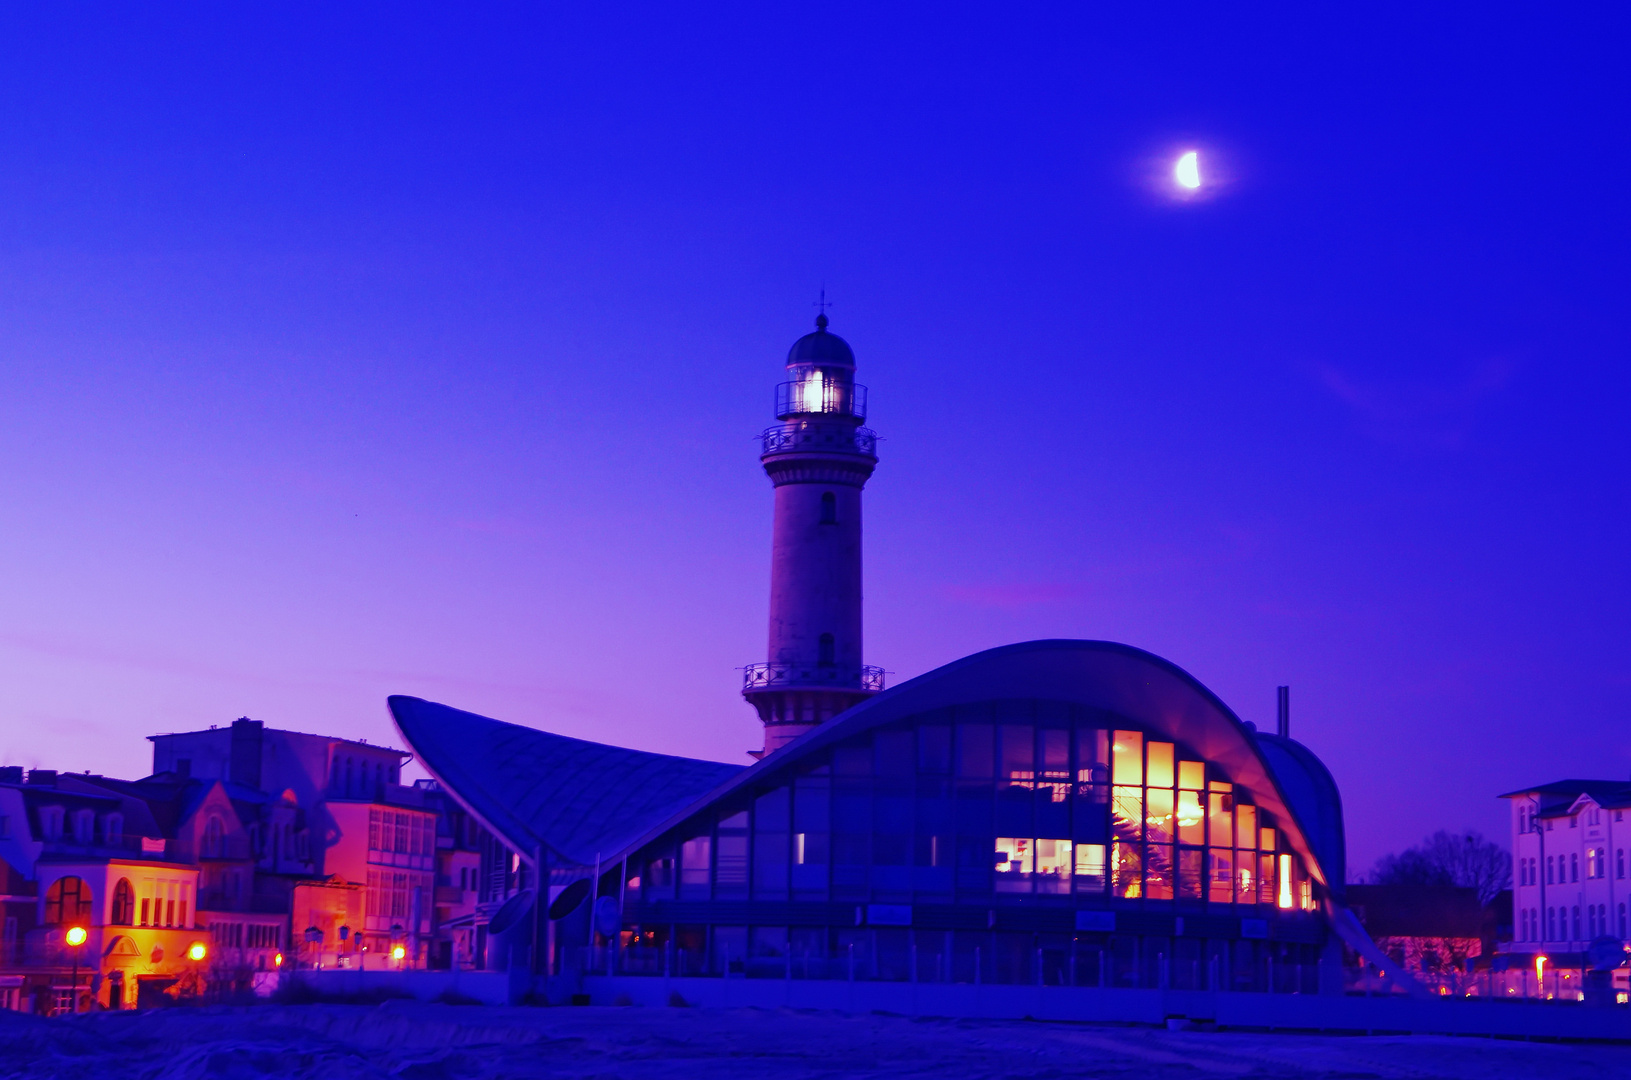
[1175,151,1201,190]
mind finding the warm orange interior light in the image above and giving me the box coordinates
[188,942,207,961]
[1277,854,1293,909]
[273,952,284,967]
[65,926,87,947]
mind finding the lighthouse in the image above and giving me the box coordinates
[742,313,884,754]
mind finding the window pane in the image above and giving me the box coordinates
[918,726,952,774]
[1146,844,1174,899]
[1077,729,1109,788]
[1039,729,1070,803]
[755,788,790,832]
[999,725,1034,791]
[1112,732,1143,786]
[1178,761,1205,790]
[1112,841,1142,898]
[957,724,993,778]
[1036,839,1071,894]
[1146,742,1175,789]
[1259,827,1276,852]
[875,730,914,777]
[1179,848,1203,900]
[1176,790,1204,846]
[1209,849,1234,903]
[1235,805,1257,849]
[1146,788,1174,845]
[1074,843,1107,892]
[1112,787,1142,842]
[995,837,1032,893]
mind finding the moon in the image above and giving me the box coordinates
[1175,151,1201,190]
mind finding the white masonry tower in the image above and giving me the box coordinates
[742,312,884,754]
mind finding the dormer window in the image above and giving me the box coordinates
[73,810,94,845]
[40,805,64,841]
[104,813,123,845]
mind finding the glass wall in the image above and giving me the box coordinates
[636,701,1317,912]
[616,699,1323,988]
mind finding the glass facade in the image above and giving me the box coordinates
[604,700,1326,990]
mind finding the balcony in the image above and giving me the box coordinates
[759,423,877,458]
[742,662,886,693]
[775,379,867,420]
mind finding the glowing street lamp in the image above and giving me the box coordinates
[187,942,207,963]
[391,944,407,966]
[65,926,87,1014]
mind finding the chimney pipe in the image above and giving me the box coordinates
[1276,685,1290,738]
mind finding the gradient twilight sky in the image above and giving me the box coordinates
[0,6,1626,875]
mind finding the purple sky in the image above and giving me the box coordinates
[0,7,1626,876]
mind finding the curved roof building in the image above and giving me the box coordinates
[392,639,1361,994]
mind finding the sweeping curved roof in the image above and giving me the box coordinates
[608,639,1342,893]
[389,695,744,867]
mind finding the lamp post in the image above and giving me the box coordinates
[304,926,323,970]
[64,926,87,1014]
[187,942,207,1001]
[390,924,405,970]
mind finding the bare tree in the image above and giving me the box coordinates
[1369,829,1511,905]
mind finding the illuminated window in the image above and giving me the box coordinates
[1146,788,1174,845]
[1145,844,1174,899]
[1178,848,1203,900]
[1111,731,1143,786]
[1209,849,1234,903]
[1111,841,1142,898]
[1176,790,1204,845]
[1073,844,1107,892]
[111,879,135,926]
[1277,854,1293,909]
[43,876,91,925]
[995,837,1032,892]
[1035,839,1071,894]
[819,492,837,524]
[1146,742,1174,788]
[1178,761,1205,790]
[1235,805,1257,850]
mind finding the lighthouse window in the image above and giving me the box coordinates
[818,634,835,666]
[820,492,837,524]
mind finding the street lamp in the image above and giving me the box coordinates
[64,926,87,1014]
[390,924,406,970]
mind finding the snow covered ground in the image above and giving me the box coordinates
[4,1001,1630,1079]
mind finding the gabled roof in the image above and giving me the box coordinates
[388,696,744,868]
[1499,779,1631,802]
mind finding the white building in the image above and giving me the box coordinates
[1502,779,1631,999]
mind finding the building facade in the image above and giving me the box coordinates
[1502,779,1631,1000]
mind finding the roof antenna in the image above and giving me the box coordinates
[1276,685,1290,738]
[813,287,831,329]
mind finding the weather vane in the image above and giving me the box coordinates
[813,287,832,320]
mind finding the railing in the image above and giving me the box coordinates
[742,663,886,693]
[759,423,877,458]
[775,380,867,420]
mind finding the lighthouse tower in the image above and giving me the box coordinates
[743,313,884,754]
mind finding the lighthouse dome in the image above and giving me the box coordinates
[786,314,856,369]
